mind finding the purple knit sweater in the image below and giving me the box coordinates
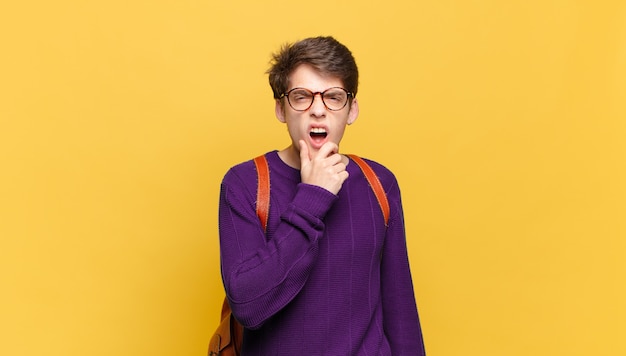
[219,151,425,355]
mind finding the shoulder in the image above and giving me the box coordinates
[221,152,271,198]
[222,158,256,184]
[347,154,398,190]
[221,150,284,186]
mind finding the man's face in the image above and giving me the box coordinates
[275,64,359,160]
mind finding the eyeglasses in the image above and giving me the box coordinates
[280,87,353,112]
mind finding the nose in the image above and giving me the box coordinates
[309,93,326,117]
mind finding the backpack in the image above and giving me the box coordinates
[208,153,389,356]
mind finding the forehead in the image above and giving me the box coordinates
[287,64,344,91]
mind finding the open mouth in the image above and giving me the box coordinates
[310,127,328,140]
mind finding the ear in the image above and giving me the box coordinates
[347,98,359,125]
[275,99,286,123]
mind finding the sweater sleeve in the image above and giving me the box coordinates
[380,178,426,355]
[218,168,337,329]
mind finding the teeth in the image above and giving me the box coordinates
[310,128,327,134]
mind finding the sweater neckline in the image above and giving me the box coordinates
[265,150,301,182]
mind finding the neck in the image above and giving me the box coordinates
[278,145,301,169]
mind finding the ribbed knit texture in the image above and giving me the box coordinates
[219,151,425,355]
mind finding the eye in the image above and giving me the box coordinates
[325,91,346,102]
[290,90,312,102]
[328,95,341,102]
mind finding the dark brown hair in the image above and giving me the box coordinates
[267,36,359,99]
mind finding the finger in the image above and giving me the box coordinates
[317,141,339,159]
[338,170,349,182]
[333,162,347,173]
[327,153,344,166]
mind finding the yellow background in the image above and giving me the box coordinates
[1,1,625,355]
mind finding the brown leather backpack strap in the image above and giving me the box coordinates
[346,154,390,226]
[253,154,270,233]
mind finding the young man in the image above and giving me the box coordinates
[218,36,426,355]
